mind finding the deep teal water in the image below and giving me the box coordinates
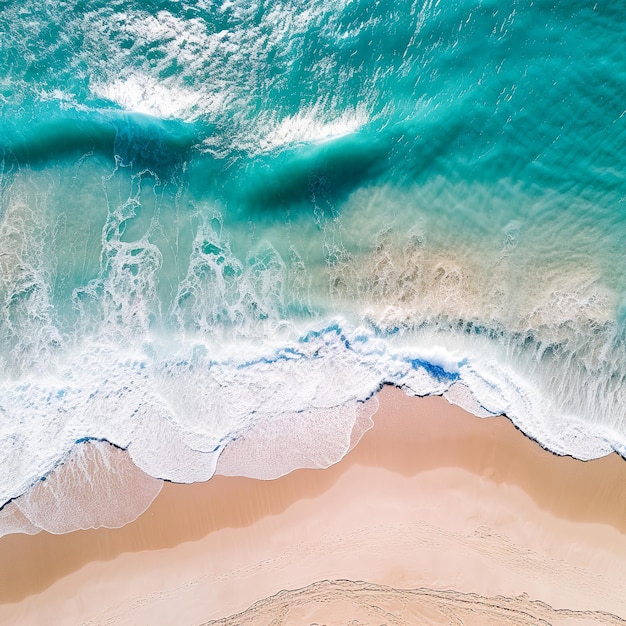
[1,0,625,528]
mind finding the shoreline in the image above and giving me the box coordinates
[2,382,623,522]
[1,385,626,623]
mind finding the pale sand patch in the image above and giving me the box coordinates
[0,386,625,625]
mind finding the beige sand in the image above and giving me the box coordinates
[205,579,626,625]
[1,386,625,624]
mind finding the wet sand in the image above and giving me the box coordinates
[1,385,625,624]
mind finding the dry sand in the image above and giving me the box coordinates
[1,386,625,625]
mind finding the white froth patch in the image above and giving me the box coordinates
[457,354,617,459]
[38,88,92,112]
[216,397,377,480]
[83,2,375,153]
[1,318,623,538]
[0,502,41,538]
[0,190,63,375]
[0,441,162,538]
[91,10,233,121]
[92,74,208,121]
[444,382,498,418]
[259,106,368,151]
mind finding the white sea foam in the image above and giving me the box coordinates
[81,1,376,158]
[2,169,625,539]
[92,74,209,122]
[0,441,162,538]
[2,307,625,539]
[0,191,63,375]
[2,312,622,515]
[0,323,426,505]
[216,397,378,480]
[15,441,162,535]
[258,106,368,152]
[1,170,625,539]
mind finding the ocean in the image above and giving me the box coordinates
[1,0,625,533]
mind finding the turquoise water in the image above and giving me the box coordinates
[1,0,625,530]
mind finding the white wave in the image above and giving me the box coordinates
[0,322,444,506]
[92,74,210,121]
[1,314,624,538]
[83,1,374,156]
[0,186,63,375]
[216,397,378,480]
[258,106,368,152]
[0,440,162,538]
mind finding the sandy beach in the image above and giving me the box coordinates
[1,385,625,625]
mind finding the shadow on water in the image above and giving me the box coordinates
[225,130,390,217]
[2,111,198,178]
[217,109,483,221]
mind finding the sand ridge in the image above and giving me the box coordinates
[204,579,626,625]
